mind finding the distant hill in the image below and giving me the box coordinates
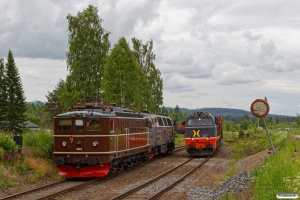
[26,101,45,105]
[166,107,295,123]
[166,107,292,118]
[178,107,251,117]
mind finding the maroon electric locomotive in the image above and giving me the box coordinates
[53,98,175,178]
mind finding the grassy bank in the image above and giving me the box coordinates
[220,128,300,199]
[0,131,61,188]
[252,135,300,199]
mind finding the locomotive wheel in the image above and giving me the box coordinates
[110,160,117,173]
[126,161,133,168]
[117,164,124,171]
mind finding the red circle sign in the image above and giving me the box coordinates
[250,99,270,118]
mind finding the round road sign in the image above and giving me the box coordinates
[250,99,270,118]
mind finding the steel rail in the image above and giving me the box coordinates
[110,157,194,200]
[148,152,214,199]
[0,180,70,200]
[0,146,185,200]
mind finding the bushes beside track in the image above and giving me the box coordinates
[220,128,300,199]
[0,131,61,188]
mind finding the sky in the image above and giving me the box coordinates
[1,0,300,116]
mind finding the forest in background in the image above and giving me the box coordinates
[26,101,297,129]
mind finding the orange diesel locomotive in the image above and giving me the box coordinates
[185,112,222,156]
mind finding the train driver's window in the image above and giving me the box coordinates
[87,119,102,131]
[58,119,72,131]
[157,117,164,126]
[75,119,83,131]
[162,118,168,126]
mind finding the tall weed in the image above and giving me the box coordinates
[252,137,300,199]
[23,131,54,160]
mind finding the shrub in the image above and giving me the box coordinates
[0,134,18,154]
[0,147,4,161]
[23,131,54,160]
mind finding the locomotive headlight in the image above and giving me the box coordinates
[62,141,67,147]
[92,141,99,147]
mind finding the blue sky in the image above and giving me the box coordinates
[1,0,300,116]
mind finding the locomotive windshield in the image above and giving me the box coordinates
[58,119,72,131]
[186,118,213,126]
[87,119,103,131]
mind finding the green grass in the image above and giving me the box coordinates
[174,133,185,146]
[223,131,239,142]
[229,129,287,160]
[288,128,300,135]
[252,136,300,199]
[23,130,54,160]
[0,130,62,189]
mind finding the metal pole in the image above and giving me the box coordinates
[263,117,276,155]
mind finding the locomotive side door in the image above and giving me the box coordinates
[149,116,157,147]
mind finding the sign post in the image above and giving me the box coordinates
[250,98,276,155]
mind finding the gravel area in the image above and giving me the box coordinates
[186,171,251,200]
[0,143,270,200]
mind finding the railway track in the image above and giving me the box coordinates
[110,151,214,200]
[0,146,185,200]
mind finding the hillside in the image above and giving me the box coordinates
[168,107,294,118]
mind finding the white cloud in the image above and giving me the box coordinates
[1,0,300,116]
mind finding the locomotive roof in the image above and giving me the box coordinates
[187,112,214,119]
[55,105,145,119]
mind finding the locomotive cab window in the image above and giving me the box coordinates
[162,118,168,126]
[58,119,72,131]
[75,119,83,131]
[187,118,213,126]
[157,117,164,126]
[87,119,102,131]
[166,118,172,126]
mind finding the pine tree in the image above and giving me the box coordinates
[4,50,27,134]
[0,58,7,130]
[44,79,66,129]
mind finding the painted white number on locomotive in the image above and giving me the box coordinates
[76,148,82,150]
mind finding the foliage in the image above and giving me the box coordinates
[296,113,300,127]
[0,58,6,129]
[252,136,300,199]
[239,119,252,131]
[0,134,18,154]
[0,51,27,134]
[64,5,110,108]
[230,129,287,160]
[132,38,163,112]
[25,103,46,128]
[103,37,145,109]
[224,121,238,132]
[24,156,56,182]
[44,79,66,128]
[174,133,185,146]
[0,147,4,161]
[23,131,54,160]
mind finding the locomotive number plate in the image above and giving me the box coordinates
[76,148,82,150]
